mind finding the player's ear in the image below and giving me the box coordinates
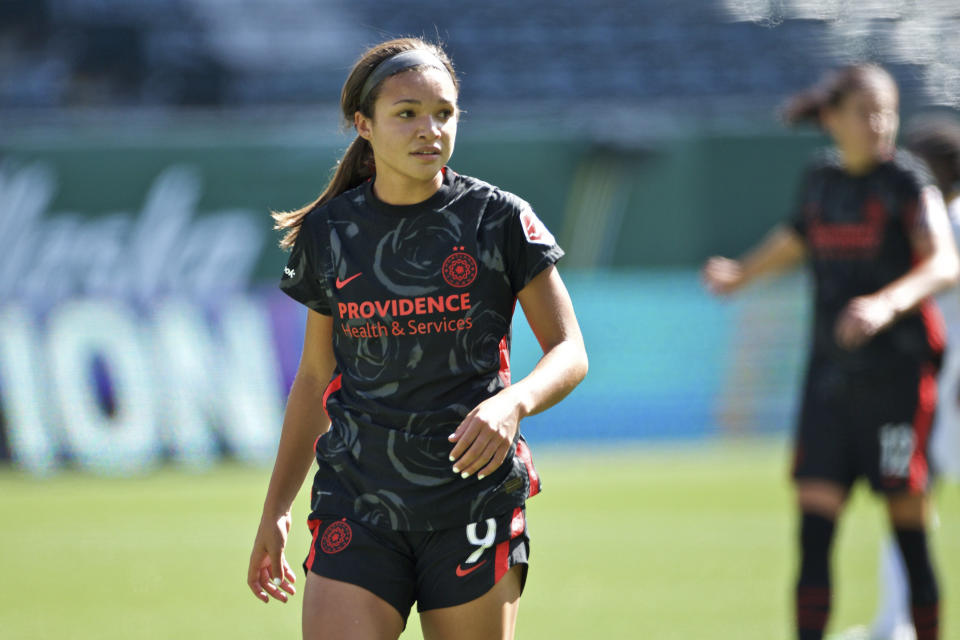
[355,111,372,141]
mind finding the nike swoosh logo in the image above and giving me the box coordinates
[335,272,362,289]
[455,560,487,577]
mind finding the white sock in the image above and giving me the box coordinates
[870,536,911,638]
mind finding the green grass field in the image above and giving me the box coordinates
[1,440,957,639]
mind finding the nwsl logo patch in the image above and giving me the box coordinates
[520,207,555,246]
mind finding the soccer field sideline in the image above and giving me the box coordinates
[1,439,957,639]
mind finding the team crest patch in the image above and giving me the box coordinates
[442,246,478,288]
[320,519,352,554]
[520,206,555,246]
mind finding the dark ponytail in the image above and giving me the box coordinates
[272,137,373,248]
[905,115,960,196]
[781,63,898,128]
[273,37,458,249]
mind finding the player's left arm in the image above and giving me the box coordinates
[836,185,960,349]
[448,265,588,479]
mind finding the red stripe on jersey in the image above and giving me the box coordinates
[909,208,947,360]
[509,507,525,539]
[909,365,937,492]
[494,539,510,583]
[322,374,343,419]
[515,439,540,497]
[498,300,516,387]
[919,300,946,357]
[305,518,323,570]
[498,335,511,386]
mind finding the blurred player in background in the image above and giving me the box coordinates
[246,37,588,640]
[702,64,959,640]
[860,114,960,640]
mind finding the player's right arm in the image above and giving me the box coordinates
[247,309,336,603]
[702,225,806,295]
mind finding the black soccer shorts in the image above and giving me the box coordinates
[302,507,529,621]
[792,362,937,494]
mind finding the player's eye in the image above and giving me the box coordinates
[397,109,416,118]
[437,109,454,121]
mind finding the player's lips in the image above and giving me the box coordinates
[410,146,442,159]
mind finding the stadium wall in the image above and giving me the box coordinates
[0,128,821,473]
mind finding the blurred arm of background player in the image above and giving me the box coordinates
[701,225,806,296]
[834,186,959,349]
[247,310,336,603]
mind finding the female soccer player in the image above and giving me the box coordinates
[702,64,959,640]
[246,38,588,640]
[862,114,960,640]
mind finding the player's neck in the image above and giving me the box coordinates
[838,146,891,176]
[371,171,443,206]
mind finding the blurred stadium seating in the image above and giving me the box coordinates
[2,1,958,112]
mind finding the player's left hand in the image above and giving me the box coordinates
[448,391,522,480]
[835,293,896,350]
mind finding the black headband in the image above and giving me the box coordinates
[358,49,449,106]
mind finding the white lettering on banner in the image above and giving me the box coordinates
[47,301,158,475]
[216,297,286,463]
[153,302,224,466]
[0,307,56,474]
[153,297,284,465]
[0,298,284,473]
[0,163,263,307]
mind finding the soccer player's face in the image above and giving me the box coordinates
[356,67,458,188]
[824,86,898,165]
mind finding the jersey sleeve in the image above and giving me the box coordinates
[505,197,565,294]
[278,213,332,315]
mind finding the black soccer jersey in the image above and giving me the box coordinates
[280,168,563,530]
[789,149,945,371]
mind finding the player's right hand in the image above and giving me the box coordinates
[247,510,297,603]
[702,256,744,295]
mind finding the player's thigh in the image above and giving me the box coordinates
[302,572,405,640]
[796,479,848,518]
[419,564,523,640]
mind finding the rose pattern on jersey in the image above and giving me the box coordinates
[328,219,362,293]
[373,212,463,296]
[385,404,472,485]
[406,341,424,370]
[468,445,529,516]
[386,429,453,486]
[449,303,509,380]
[477,243,509,287]
[328,219,407,387]
[281,240,331,312]
[315,412,362,464]
[354,490,413,529]
[281,174,564,530]
[348,330,400,390]
[397,404,467,437]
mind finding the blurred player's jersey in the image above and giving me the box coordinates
[280,168,562,530]
[789,149,945,373]
[932,196,960,479]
